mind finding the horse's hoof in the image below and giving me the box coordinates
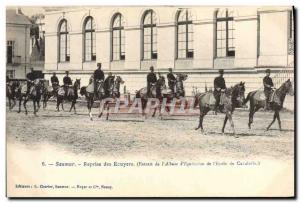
[195,128,199,130]
[234,135,239,138]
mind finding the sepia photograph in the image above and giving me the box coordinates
[5,4,295,198]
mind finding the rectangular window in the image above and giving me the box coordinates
[177,23,193,59]
[7,41,14,64]
[216,18,235,57]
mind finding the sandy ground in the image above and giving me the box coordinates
[6,101,294,161]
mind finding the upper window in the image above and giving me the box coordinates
[58,19,70,62]
[84,16,96,61]
[176,9,193,59]
[216,9,235,57]
[142,10,157,60]
[112,13,125,61]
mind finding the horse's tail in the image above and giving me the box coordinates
[243,91,253,105]
[80,86,86,96]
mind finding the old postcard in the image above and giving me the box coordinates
[6,5,295,197]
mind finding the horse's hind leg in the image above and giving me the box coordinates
[266,111,277,131]
[222,115,228,134]
[106,104,110,120]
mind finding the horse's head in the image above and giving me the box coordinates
[176,73,188,81]
[283,79,294,96]
[115,76,125,85]
[232,81,246,107]
[74,79,81,89]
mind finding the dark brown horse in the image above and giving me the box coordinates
[56,79,81,113]
[41,80,59,109]
[17,79,43,115]
[243,79,293,131]
[194,82,245,137]
[6,80,19,111]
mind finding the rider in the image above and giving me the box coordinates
[213,69,226,113]
[104,72,114,96]
[63,71,72,97]
[263,69,274,110]
[94,63,105,97]
[51,72,59,87]
[147,66,157,97]
[167,68,176,93]
[26,68,37,95]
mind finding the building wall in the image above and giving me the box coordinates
[44,6,294,98]
[6,24,31,78]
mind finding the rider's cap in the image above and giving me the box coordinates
[168,68,172,71]
[108,72,112,76]
[266,69,271,73]
[66,71,69,74]
[97,63,101,67]
[150,66,154,70]
[219,69,224,74]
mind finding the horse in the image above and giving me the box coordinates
[154,73,188,116]
[16,79,43,115]
[56,79,81,113]
[193,82,246,138]
[135,75,166,117]
[98,76,125,120]
[6,80,20,111]
[80,77,106,120]
[41,80,59,109]
[243,79,294,131]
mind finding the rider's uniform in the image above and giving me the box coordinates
[213,76,226,109]
[63,75,72,97]
[104,76,114,96]
[263,75,274,109]
[147,72,157,97]
[26,72,36,94]
[93,68,104,96]
[167,73,176,93]
[51,75,59,86]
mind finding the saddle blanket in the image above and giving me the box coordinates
[57,87,65,96]
[86,83,94,93]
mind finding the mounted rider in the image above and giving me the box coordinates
[147,66,157,97]
[263,69,275,110]
[51,72,59,87]
[94,63,105,97]
[104,72,115,96]
[167,68,176,94]
[26,67,38,95]
[63,71,72,97]
[213,69,226,112]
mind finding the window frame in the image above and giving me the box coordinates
[112,13,125,61]
[176,9,193,59]
[83,16,96,61]
[142,10,157,60]
[216,9,235,58]
[58,19,70,62]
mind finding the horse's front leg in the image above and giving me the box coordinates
[98,100,103,118]
[266,111,278,131]
[88,98,93,121]
[222,115,228,134]
[276,111,282,131]
[23,97,28,115]
[106,103,110,120]
[18,98,22,113]
[33,100,37,116]
[73,101,77,114]
[227,112,237,138]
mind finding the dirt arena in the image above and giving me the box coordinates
[6,100,294,162]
